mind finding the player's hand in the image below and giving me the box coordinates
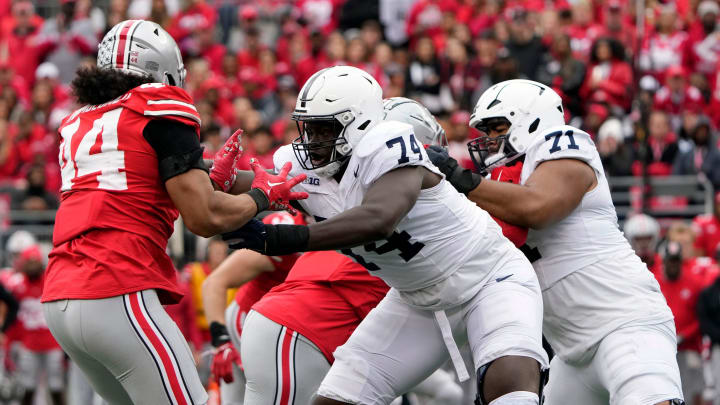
[222,219,267,252]
[211,342,241,384]
[425,145,482,195]
[248,159,309,213]
[222,219,309,256]
[209,129,243,192]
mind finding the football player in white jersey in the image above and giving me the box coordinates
[224,66,549,405]
[427,79,683,405]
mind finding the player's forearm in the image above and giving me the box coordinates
[467,180,547,229]
[201,275,230,325]
[307,204,396,250]
[201,191,259,236]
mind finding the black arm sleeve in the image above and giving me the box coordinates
[143,119,208,182]
[0,285,18,332]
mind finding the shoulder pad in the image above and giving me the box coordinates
[123,83,201,129]
[354,121,414,158]
[525,125,598,171]
[352,120,439,187]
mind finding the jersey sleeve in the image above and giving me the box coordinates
[524,126,600,175]
[354,121,441,188]
[123,83,201,134]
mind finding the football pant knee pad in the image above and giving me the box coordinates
[474,362,549,405]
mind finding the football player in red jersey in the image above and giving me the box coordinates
[41,20,307,405]
[692,192,720,258]
[5,245,60,405]
[201,211,305,404]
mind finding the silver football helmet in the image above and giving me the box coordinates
[383,97,447,147]
[98,20,186,87]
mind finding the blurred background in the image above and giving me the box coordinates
[0,0,720,404]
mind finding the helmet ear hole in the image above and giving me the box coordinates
[528,118,540,134]
[357,120,371,131]
[165,73,176,86]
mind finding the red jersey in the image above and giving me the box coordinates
[490,162,528,247]
[43,83,201,304]
[652,257,719,352]
[252,251,389,362]
[234,212,305,317]
[693,214,720,259]
[7,273,59,352]
[653,85,705,116]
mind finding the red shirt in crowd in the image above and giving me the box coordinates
[693,213,720,259]
[252,251,390,363]
[233,211,305,335]
[580,60,633,111]
[651,257,719,352]
[653,84,705,116]
[43,83,201,305]
[167,2,217,42]
[7,272,60,352]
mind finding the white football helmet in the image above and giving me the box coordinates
[624,213,661,258]
[383,97,447,146]
[291,66,383,177]
[98,20,186,87]
[468,79,565,172]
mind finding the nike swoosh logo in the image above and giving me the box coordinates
[495,274,513,282]
[268,181,283,187]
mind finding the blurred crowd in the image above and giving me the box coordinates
[0,0,717,403]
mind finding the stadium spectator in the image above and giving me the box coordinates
[10,164,58,212]
[406,35,452,114]
[166,0,216,44]
[565,0,603,61]
[634,110,680,177]
[653,65,705,127]
[536,33,586,118]
[580,37,633,113]
[639,2,688,80]
[597,117,634,177]
[34,0,97,84]
[686,1,720,83]
[0,0,42,89]
[692,192,720,258]
[600,0,636,57]
[652,240,717,405]
[505,7,545,81]
[673,115,720,188]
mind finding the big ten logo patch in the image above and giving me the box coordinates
[303,177,320,186]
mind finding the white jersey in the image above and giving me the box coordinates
[520,125,673,363]
[521,125,637,289]
[274,121,515,309]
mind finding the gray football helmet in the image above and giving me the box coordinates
[383,97,447,146]
[97,20,186,87]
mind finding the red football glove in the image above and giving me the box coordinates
[209,129,243,192]
[249,159,309,213]
[211,342,241,384]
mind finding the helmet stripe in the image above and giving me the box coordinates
[115,20,136,69]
